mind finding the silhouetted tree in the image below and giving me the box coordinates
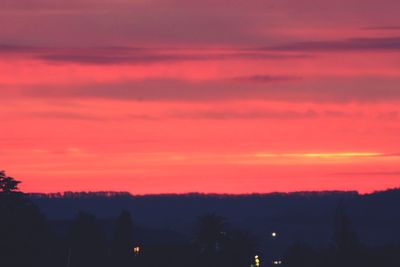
[331,204,361,267]
[0,170,21,193]
[193,213,230,267]
[67,212,107,267]
[334,205,359,252]
[195,213,229,254]
[194,214,259,267]
[111,210,136,267]
[0,171,54,267]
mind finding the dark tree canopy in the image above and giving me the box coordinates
[0,171,54,267]
[68,212,107,267]
[333,204,359,253]
[195,213,229,253]
[0,170,21,193]
[111,210,136,267]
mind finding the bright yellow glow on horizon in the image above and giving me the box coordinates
[255,152,384,159]
[303,152,383,158]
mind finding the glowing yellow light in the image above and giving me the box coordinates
[303,152,382,158]
[254,255,260,267]
[133,246,141,255]
[255,152,383,159]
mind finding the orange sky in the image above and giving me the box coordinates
[1,0,400,194]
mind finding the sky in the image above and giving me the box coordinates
[1,0,400,194]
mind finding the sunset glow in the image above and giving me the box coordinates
[1,0,400,194]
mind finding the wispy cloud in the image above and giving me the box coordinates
[169,109,318,120]
[362,26,400,31]
[254,152,388,159]
[266,36,400,52]
[22,111,105,121]
[13,76,400,103]
[333,171,400,176]
[0,45,307,65]
[232,75,301,83]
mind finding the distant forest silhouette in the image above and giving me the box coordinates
[1,170,399,267]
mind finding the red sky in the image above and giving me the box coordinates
[1,0,400,194]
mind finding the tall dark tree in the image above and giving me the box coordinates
[333,204,359,252]
[0,170,21,193]
[194,213,230,267]
[331,204,360,267]
[0,171,54,267]
[68,212,107,267]
[195,213,229,254]
[111,210,136,267]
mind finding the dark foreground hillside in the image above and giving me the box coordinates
[1,169,399,267]
[29,189,400,261]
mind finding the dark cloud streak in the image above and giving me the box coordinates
[169,109,318,120]
[9,76,400,103]
[2,35,400,66]
[362,26,400,31]
[266,36,400,52]
[0,45,308,64]
[233,75,301,83]
[22,111,106,121]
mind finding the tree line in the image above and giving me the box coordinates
[1,171,399,267]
